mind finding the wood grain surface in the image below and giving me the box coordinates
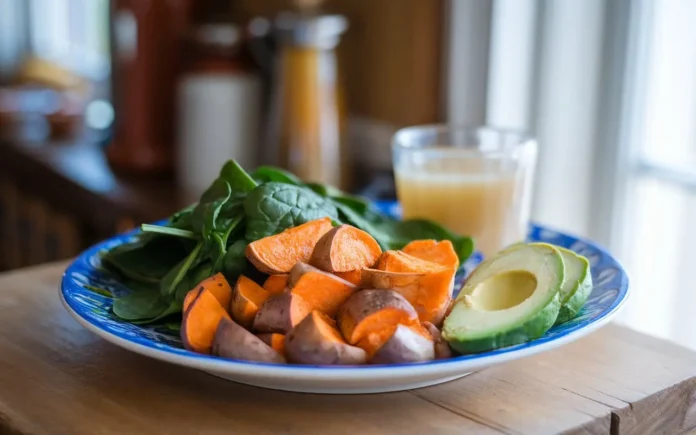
[0,262,695,435]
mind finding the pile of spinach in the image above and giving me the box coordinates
[101,160,474,327]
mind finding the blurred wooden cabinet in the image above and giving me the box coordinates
[0,140,183,272]
[0,177,81,270]
[232,0,445,126]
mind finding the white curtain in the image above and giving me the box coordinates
[446,0,696,347]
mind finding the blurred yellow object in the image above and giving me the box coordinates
[15,57,88,94]
[267,14,350,190]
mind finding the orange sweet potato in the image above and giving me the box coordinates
[182,288,201,314]
[287,262,356,317]
[181,289,231,354]
[213,318,286,363]
[230,275,270,329]
[337,289,419,345]
[257,333,286,355]
[263,274,289,295]
[310,224,382,272]
[182,273,233,313]
[402,239,460,270]
[245,217,334,274]
[253,292,312,333]
[285,311,367,365]
[334,270,362,286]
[375,250,445,273]
[360,268,455,325]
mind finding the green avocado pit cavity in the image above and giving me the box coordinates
[443,243,564,354]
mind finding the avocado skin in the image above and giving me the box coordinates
[446,292,561,354]
[554,265,592,325]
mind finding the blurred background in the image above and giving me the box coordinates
[0,0,694,348]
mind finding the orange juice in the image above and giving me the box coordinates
[395,157,532,257]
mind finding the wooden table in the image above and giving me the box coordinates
[1,262,695,435]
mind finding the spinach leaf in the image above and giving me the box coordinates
[222,239,248,279]
[191,179,232,238]
[208,233,227,273]
[207,214,243,272]
[305,182,343,197]
[251,166,302,185]
[101,236,190,284]
[159,241,203,296]
[219,160,258,194]
[170,261,214,309]
[243,182,338,240]
[334,202,384,241]
[121,261,214,324]
[169,203,196,230]
[215,198,244,231]
[306,182,370,214]
[376,219,474,261]
[190,159,255,239]
[140,224,197,240]
[112,288,170,321]
[332,195,369,215]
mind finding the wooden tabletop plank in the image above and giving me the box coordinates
[0,262,695,435]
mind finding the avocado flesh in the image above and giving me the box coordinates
[471,242,592,325]
[442,243,564,354]
[553,247,592,325]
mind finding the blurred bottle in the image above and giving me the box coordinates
[254,7,350,190]
[176,0,262,203]
[107,0,195,174]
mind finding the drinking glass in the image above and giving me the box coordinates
[392,125,538,258]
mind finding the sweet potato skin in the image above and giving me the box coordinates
[253,292,311,333]
[360,268,454,325]
[371,324,435,364]
[337,289,419,344]
[285,312,367,365]
[309,224,382,272]
[245,218,334,274]
[213,318,286,363]
[422,321,454,359]
[257,333,286,355]
[287,262,356,316]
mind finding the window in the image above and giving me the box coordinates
[28,0,110,80]
[447,0,696,349]
[616,0,696,347]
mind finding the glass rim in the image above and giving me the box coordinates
[391,123,537,158]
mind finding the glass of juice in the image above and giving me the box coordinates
[392,125,537,258]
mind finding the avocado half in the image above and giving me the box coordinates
[442,243,565,354]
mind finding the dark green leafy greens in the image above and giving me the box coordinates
[101,159,474,327]
[243,182,339,240]
[251,166,303,185]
